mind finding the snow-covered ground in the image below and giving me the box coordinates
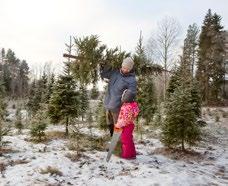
[0,108,228,186]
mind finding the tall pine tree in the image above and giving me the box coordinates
[182,23,199,77]
[196,9,225,103]
[18,60,29,98]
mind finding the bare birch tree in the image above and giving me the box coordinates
[148,16,181,100]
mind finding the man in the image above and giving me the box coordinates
[100,57,137,136]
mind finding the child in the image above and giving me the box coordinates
[114,89,140,159]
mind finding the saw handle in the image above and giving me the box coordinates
[114,126,123,133]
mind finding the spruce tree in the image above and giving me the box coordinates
[167,63,201,118]
[15,108,23,134]
[71,35,130,85]
[96,98,107,130]
[168,22,202,117]
[134,32,157,125]
[134,31,148,76]
[182,23,199,77]
[78,85,89,121]
[2,49,29,98]
[209,13,225,100]
[0,82,9,148]
[90,84,99,100]
[27,72,49,116]
[71,35,106,85]
[161,83,201,150]
[2,49,11,94]
[30,109,48,142]
[137,76,157,125]
[27,80,39,116]
[95,85,108,131]
[40,72,48,103]
[0,81,6,118]
[18,60,29,98]
[162,26,202,150]
[27,80,42,116]
[166,66,181,97]
[44,73,55,104]
[5,49,18,97]
[48,62,80,136]
[196,9,225,103]
[190,80,202,117]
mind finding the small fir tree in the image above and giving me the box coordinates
[30,109,48,142]
[162,82,201,151]
[137,76,157,125]
[48,62,80,136]
[0,82,9,148]
[15,108,23,134]
[96,98,107,131]
[78,85,89,121]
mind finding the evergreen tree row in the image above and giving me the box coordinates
[0,48,29,98]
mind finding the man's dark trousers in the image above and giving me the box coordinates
[106,111,119,137]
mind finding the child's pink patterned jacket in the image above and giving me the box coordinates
[115,102,140,128]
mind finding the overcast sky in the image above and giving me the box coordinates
[0,0,228,73]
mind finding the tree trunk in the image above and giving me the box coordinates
[76,122,80,156]
[164,48,168,101]
[181,139,185,151]
[140,121,143,141]
[205,75,209,105]
[0,121,2,149]
[65,117,69,136]
[38,132,41,142]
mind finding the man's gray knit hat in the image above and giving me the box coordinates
[122,57,134,71]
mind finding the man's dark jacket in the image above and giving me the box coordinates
[100,65,137,113]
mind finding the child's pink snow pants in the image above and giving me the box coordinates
[120,123,136,159]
